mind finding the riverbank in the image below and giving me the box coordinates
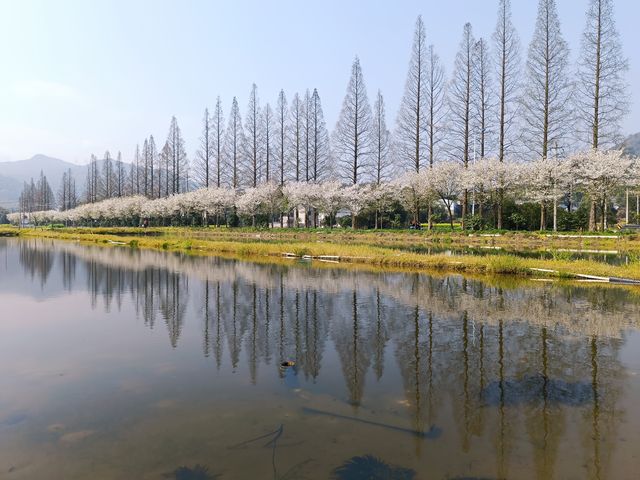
[4,225,640,282]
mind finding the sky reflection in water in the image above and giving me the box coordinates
[0,238,639,480]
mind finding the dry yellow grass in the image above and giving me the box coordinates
[5,225,640,282]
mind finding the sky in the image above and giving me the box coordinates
[0,0,638,165]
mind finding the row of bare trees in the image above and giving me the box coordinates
[46,0,627,229]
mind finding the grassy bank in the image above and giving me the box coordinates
[3,225,640,282]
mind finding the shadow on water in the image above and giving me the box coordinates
[303,407,442,440]
[481,374,594,406]
[332,455,416,480]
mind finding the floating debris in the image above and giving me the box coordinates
[46,423,65,432]
[332,455,416,480]
[59,430,94,444]
[481,374,593,407]
[280,361,296,367]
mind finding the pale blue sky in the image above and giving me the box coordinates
[0,0,637,164]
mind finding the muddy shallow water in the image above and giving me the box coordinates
[0,238,639,479]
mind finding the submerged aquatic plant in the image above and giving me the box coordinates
[332,455,416,480]
[170,464,217,480]
[448,477,504,480]
[481,374,593,406]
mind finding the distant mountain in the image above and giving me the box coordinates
[0,155,87,209]
[622,132,640,157]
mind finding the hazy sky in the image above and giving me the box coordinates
[0,0,637,164]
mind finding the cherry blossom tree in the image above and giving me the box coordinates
[343,183,372,229]
[573,149,633,230]
[430,161,464,230]
[522,157,571,230]
[315,181,345,228]
[393,171,435,227]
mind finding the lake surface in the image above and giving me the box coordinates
[1,238,639,480]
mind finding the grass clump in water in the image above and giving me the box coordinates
[485,256,526,275]
[332,455,416,480]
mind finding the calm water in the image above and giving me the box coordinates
[1,239,639,480]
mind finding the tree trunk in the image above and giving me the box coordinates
[462,189,468,229]
[589,200,597,231]
[625,189,629,223]
[448,206,454,231]
[540,201,546,231]
[497,188,504,230]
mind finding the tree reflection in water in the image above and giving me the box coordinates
[10,238,639,479]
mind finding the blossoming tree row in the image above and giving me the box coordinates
[8,151,637,231]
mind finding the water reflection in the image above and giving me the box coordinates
[3,238,639,479]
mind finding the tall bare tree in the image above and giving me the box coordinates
[133,145,141,195]
[223,97,246,189]
[578,0,629,151]
[85,154,101,203]
[148,135,157,198]
[448,23,476,222]
[578,0,628,230]
[425,44,447,167]
[289,93,304,182]
[58,168,77,211]
[309,88,331,182]
[35,170,54,210]
[194,108,214,188]
[275,90,288,187]
[212,97,225,188]
[372,90,393,185]
[159,141,172,197]
[261,103,273,183]
[396,16,429,173]
[245,84,262,187]
[521,0,572,160]
[472,38,494,162]
[142,139,150,197]
[114,151,125,198]
[305,88,331,227]
[333,56,373,188]
[302,90,312,181]
[493,0,521,228]
[128,152,136,197]
[333,57,373,227]
[166,116,188,194]
[102,151,116,199]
